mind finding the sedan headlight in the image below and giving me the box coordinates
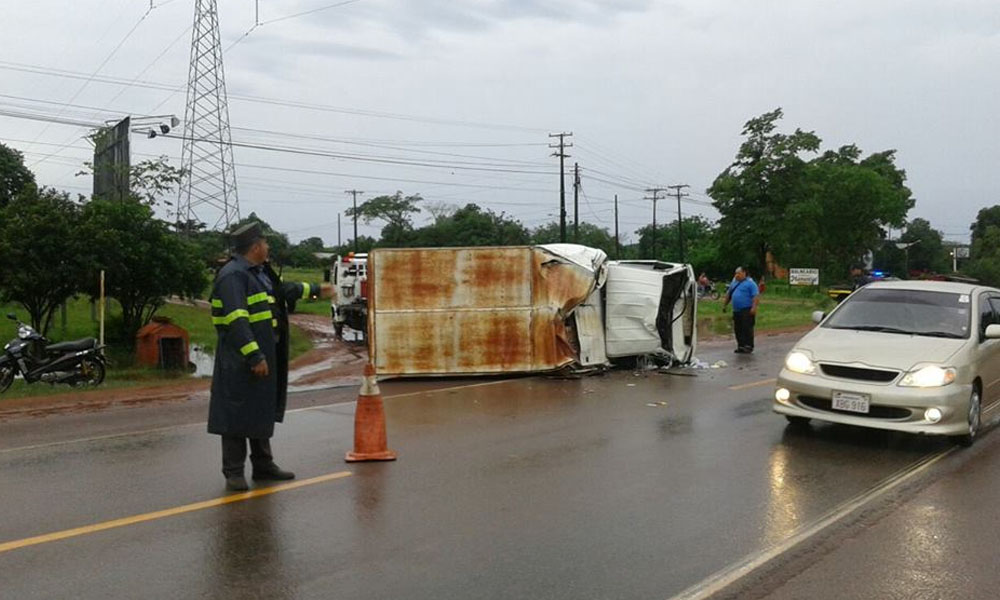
[899,366,956,388]
[785,351,817,375]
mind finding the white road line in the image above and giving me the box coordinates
[666,447,956,600]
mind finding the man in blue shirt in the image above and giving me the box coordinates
[722,266,760,354]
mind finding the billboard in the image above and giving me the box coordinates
[789,268,820,286]
[92,117,130,202]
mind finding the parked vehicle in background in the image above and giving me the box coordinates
[826,271,897,303]
[0,313,107,393]
[774,280,1000,446]
[330,252,368,341]
[697,281,720,300]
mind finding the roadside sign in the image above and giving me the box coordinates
[955,246,970,258]
[789,268,820,286]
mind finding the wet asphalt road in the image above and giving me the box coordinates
[0,334,962,599]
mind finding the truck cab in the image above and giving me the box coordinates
[331,252,368,340]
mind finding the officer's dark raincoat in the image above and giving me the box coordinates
[208,254,319,438]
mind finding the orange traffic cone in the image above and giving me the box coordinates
[345,363,397,462]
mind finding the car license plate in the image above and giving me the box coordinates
[832,391,870,414]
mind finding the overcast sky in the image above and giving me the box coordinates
[2,0,997,248]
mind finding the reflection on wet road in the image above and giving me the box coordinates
[0,336,956,599]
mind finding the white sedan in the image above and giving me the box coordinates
[773,280,1000,446]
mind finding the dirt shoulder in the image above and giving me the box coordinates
[0,314,367,421]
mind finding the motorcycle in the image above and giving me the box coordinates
[0,313,107,394]
[697,282,720,301]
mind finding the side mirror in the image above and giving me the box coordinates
[811,310,826,324]
[985,324,1000,340]
[6,313,16,321]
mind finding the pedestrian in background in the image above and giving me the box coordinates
[721,266,760,354]
[208,221,331,491]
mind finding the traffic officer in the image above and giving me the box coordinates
[208,221,330,491]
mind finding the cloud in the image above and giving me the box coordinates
[294,0,655,40]
[261,37,404,61]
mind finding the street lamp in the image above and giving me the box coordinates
[128,115,180,138]
[895,240,921,277]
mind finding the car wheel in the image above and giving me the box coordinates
[956,387,982,447]
[785,415,810,427]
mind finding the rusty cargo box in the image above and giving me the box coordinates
[367,245,696,377]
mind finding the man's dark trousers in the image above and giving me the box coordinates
[733,309,755,350]
[222,436,275,477]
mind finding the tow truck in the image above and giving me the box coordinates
[330,252,368,341]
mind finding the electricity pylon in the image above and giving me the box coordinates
[177,0,239,231]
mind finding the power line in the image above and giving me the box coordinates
[6,137,560,194]
[0,61,551,133]
[25,3,158,165]
[262,0,364,25]
[0,91,550,157]
[160,132,557,174]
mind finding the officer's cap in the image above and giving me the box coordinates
[230,221,265,249]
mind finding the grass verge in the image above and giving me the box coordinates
[0,297,314,401]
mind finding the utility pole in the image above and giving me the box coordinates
[345,190,364,252]
[645,187,667,259]
[668,184,690,263]
[337,212,341,247]
[614,194,620,259]
[573,162,580,242]
[548,132,573,243]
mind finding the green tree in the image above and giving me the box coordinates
[531,221,617,256]
[228,213,292,264]
[330,236,377,256]
[347,191,422,246]
[708,108,821,273]
[0,143,36,208]
[965,207,1000,285]
[709,109,913,282]
[413,204,530,247]
[898,218,948,274]
[635,216,722,271]
[287,236,326,268]
[781,149,912,280]
[0,187,86,334]
[971,206,1000,249]
[80,199,207,346]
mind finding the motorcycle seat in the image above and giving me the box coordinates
[47,338,98,352]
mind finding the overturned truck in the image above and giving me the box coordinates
[367,244,697,377]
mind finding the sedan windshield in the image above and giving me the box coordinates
[823,288,971,339]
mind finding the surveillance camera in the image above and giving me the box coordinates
[160,124,170,134]
[147,129,157,139]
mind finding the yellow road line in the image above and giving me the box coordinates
[0,471,352,554]
[728,378,777,391]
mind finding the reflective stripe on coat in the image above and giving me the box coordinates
[207,254,319,438]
